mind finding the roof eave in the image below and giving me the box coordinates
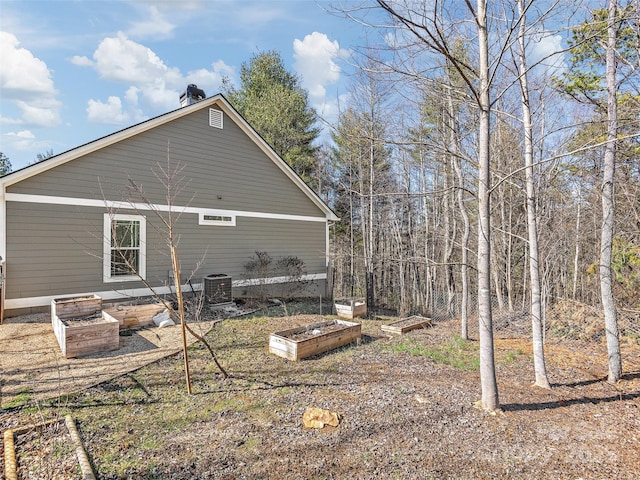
[0,97,222,189]
[0,94,338,221]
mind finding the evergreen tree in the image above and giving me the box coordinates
[224,51,320,184]
[35,149,55,163]
[0,152,11,176]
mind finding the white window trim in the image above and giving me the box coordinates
[103,213,146,282]
[198,211,236,226]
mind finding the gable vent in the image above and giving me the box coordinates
[209,109,223,129]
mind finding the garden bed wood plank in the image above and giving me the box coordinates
[269,319,361,361]
[334,298,366,319]
[51,295,102,320]
[51,313,119,358]
[51,295,119,358]
[381,315,433,335]
[102,304,166,329]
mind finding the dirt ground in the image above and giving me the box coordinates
[0,305,249,408]
[1,306,640,479]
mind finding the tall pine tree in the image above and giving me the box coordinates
[224,51,320,184]
[0,152,11,176]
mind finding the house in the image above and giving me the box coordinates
[0,92,338,318]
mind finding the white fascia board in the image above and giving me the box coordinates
[5,193,328,223]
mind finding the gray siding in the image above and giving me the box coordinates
[6,202,325,300]
[173,216,326,280]
[6,203,105,299]
[7,107,325,218]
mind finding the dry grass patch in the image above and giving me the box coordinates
[2,304,639,479]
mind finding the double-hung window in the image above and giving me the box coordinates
[103,214,146,282]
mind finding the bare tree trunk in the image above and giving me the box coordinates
[373,0,499,410]
[477,0,499,411]
[421,154,432,313]
[493,183,505,311]
[492,249,504,310]
[448,89,470,338]
[358,162,369,300]
[171,246,192,394]
[572,182,582,300]
[456,164,470,337]
[392,206,408,316]
[521,249,528,311]
[601,0,622,383]
[110,151,230,391]
[366,122,375,313]
[517,0,550,389]
[506,200,514,312]
[443,162,456,317]
[349,162,355,298]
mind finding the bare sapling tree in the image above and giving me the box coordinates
[554,1,640,377]
[516,0,550,389]
[442,61,471,339]
[601,0,622,383]
[474,0,500,412]
[372,0,504,411]
[106,145,229,394]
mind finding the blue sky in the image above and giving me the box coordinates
[1,0,367,171]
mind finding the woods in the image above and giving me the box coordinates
[224,1,640,411]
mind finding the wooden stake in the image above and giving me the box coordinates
[4,429,17,480]
[65,415,96,479]
[171,245,192,394]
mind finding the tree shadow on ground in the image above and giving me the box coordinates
[190,335,384,396]
[553,371,640,388]
[503,371,640,412]
[553,376,607,388]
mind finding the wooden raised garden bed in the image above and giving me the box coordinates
[269,319,361,361]
[381,315,433,335]
[334,298,366,319]
[102,303,166,329]
[51,295,119,358]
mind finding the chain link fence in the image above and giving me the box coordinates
[429,291,640,342]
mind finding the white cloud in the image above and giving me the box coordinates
[6,129,34,139]
[2,128,61,169]
[212,60,236,80]
[528,31,566,77]
[92,32,178,85]
[87,96,131,125]
[70,55,94,67]
[78,32,234,124]
[0,115,22,126]
[3,129,36,150]
[17,100,62,127]
[141,77,182,110]
[293,32,349,123]
[0,31,61,127]
[127,5,176,40]
[294,32,342,100]
[0,32,55,95]
[186,61,237,94]
[124,86,140,106]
